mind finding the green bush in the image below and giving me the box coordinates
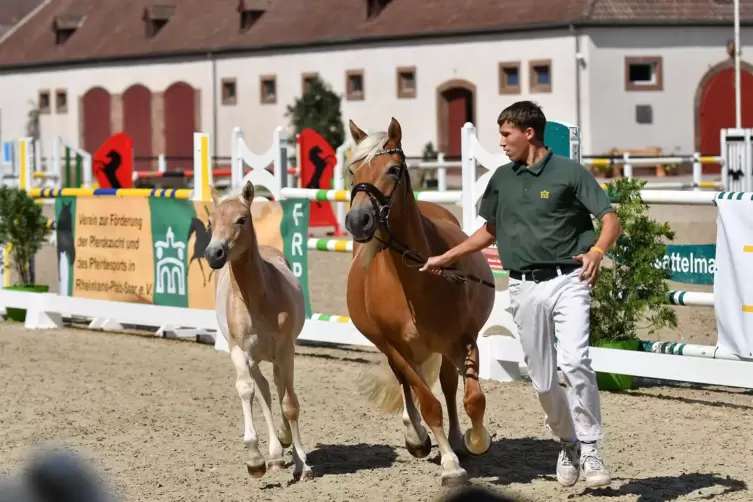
[285,75,345,150]
[0,187,51,285]
[589,178,678,344]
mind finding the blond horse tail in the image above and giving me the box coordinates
[357,353,443,415]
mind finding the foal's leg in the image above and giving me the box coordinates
[439,356,464,455]
[249,364,286,471]
[277,348,313,481]
[273,364,293,448]
[229,346,266,477]
[388,347,467,486]
[461,340,492,455]
[392,359,431,458]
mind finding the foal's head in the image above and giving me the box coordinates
[344,117,409,243]
[204,181,256,269]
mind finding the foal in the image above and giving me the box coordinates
[204,181,312,481]
[345,118,496,486]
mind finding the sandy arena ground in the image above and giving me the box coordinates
[0,194,746,501]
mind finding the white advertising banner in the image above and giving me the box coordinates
[714,194,753,358]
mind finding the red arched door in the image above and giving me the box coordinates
[699,67,753,173]
[123,84,153,173]
[442,88,474,159]
[163,82,196,172]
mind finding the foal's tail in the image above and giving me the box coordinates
[357,353,443,415]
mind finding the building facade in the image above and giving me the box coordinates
[0,0,751,174]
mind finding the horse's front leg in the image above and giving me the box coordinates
[439,355,464,455]
[249,363,286,471]
[229,346,266,477]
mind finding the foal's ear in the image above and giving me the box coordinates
[387,117,402,146]
[349,119,368,145]
[241,181,255,203]
[210,186,220,205]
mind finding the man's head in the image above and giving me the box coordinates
[497,101,546,162]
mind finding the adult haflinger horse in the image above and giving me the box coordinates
[204,182,313,482]
[344,117,496,486]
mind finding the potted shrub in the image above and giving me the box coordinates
[589,178,678,390]
[0,186,52,322]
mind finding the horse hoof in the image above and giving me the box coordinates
[246,461,267,478]
[462,428,491,456]
[267,459,285,472]
[441,467,469,487]
[297,467,314,482]
[405,434,432,458]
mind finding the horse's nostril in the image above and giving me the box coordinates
[361,212,372,228]
[213,247,225,260]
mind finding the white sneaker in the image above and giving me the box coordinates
[580,445,611,488]
[556,439,580,487]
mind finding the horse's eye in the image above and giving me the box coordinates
[387,166,401,177]
[236,217,247,226]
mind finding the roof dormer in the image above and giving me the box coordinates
[143,4,176,38]
[367,0,391,19]
[237,0,270,31]
[53,14,85,45]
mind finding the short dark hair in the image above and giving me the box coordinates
[497,101,546,142]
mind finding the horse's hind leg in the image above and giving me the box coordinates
[388,348,467,487]
[276,349,313,481]
[439,356,464,455]
[229,346,266,477]
[461,340,492,455]
[394,361,431,458]
[249,364,286,471]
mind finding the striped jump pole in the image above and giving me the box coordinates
[29,188,194,199]
[280,187,463,204]
[667,290,714,307]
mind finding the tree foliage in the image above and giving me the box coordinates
[285,75,345,150]
[589,178,678,344]
[0,187,51,285]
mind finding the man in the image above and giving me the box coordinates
[420,101,621,489]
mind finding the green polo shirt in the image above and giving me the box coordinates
[478,148,613,272]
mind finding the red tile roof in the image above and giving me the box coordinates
[0,0,751,68]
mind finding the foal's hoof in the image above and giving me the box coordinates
[441,467,469,487]
[297,467,314,482]
[462,427,491,456]
[246,461,267,478]
[405,434,432,458]
[267,459,285,472]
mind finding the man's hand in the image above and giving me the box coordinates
[573,249,603,285]
[419,254,452,276]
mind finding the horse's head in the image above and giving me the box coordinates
[204,181,255,269]
[344,117,408,243]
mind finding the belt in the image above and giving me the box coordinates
[508,265,579,283]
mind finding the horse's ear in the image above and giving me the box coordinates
[349,119,367,145]
[242,180,255,203]
[387,117,402,146]
[210,186,220,205]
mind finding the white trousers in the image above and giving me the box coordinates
[508,266,602,443]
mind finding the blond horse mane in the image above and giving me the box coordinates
[345,131,395,269]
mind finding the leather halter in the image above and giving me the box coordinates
[349,146,495,289]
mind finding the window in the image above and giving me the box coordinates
[346,69,364,100]
[498,62,520,94]
[396,66,416,98]
[529,59,552,93]
[38,90,50,114]
[221,78,237,105]
[625,57,663,91]
[55,89,68,113]
[302,72,318,94]
[636,105,653,124]
[240,9,264,31]
[260,75,276,104]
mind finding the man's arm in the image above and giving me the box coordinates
[593,211,621,254]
